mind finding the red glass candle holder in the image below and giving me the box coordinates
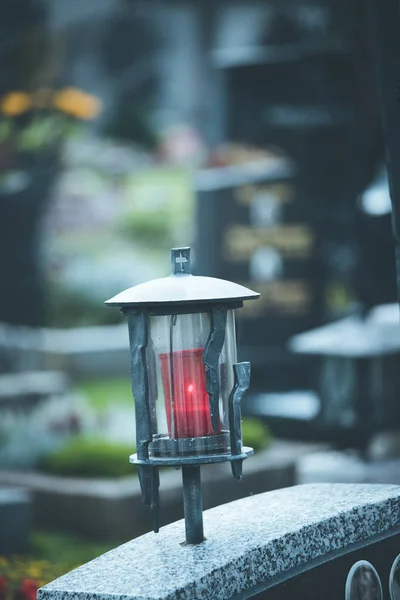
[159,348,217,438]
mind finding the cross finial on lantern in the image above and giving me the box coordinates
[171,247,191,275]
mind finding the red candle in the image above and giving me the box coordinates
[159,348,215,438]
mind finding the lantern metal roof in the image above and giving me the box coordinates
[105,247,259,307]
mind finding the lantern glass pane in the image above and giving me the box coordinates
[147,309,237,458]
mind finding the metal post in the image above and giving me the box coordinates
[182,465,204,544]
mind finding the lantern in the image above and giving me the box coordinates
[106,247,259,544]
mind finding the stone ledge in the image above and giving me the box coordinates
[0,442,310,540]
[38,483,400,600]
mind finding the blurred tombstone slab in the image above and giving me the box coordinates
[37,324,130,379]
[0,322,129,379]
[0,369,77,469]
[0,371,68,410]
[195,0,382,394]
[287,305,400,449]
[38,483,400,600]
[0,323,45,373]
[195,156,322,393]
[243,388,323,444]
[0,488,31,555]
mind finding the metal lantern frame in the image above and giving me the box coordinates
[106,247,259,544]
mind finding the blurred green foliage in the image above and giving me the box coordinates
[30,530,123,568]
[76,377,132,411]
[38,438,135,478]
[46,284,123,328]
[38,419,270,479]
[242,418,271,451]
[119,210,174,247]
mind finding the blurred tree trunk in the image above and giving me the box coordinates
[0,159,58,326]
[0,0,53,327]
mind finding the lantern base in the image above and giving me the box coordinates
[149,432,230,458]
[130,446,253,467]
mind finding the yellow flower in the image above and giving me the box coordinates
[1,92,31,116]
[53,87,101,120]
[26,567,42,578]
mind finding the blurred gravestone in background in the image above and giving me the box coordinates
[196,0,392,394]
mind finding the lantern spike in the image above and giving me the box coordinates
[150,467,160,533]
[138,466,152,506]
[138,466,160,533]
[231,460,243,481]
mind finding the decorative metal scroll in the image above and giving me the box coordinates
[126,310,160,532]
[127,311,151,459]
[345,561,383,600]
[228,361,251,480]
[203,305,227,433]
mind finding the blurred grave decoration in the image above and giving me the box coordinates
[40,4,199,327]
[0,87,101,168]
[0,86,102,329]
[0,0,104,329]
[245,303,400,451]
[196,145,308,392]
[0,557,69,600]
[242,168,396,451]
[44,159,194,328]
[158,124,206,168]
[321,166,396,320]
[0,322,139,470]
[31,0,198,329]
